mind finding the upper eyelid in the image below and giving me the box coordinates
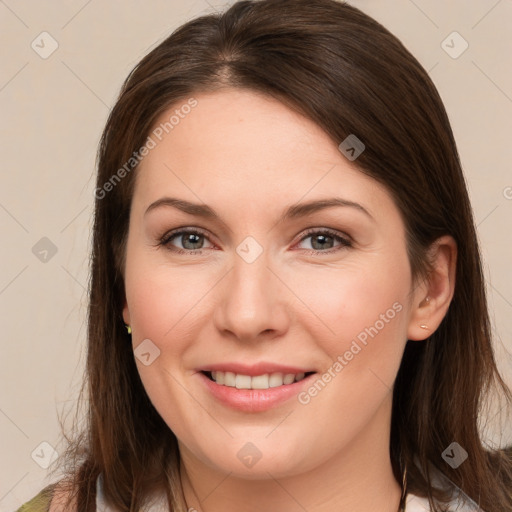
[164,226,213,238]
[161,226,351,249]
[162,227,216,248]
[296,228,352,249]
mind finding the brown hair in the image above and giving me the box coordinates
[54,0,512,510]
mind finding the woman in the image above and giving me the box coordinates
[16,0,512,511]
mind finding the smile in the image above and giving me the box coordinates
[198,369,318,412]
[203,370,314,390]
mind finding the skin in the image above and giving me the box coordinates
[121,88,456,512]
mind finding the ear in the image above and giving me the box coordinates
[122,299,131,326]
[407,235,457,341]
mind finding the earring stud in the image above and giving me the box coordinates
[420,324,429,330]
[125,324,132,334]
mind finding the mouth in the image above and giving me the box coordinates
[197,369,318,412]
[201,370,316,390]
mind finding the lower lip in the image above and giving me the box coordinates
[198,372,316,412]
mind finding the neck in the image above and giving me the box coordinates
[179,394,402,512]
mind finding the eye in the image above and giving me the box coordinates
[159,228,215,254]
[296,228,352,254]
[158,226,352,255]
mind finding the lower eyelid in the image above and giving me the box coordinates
[163,230,214,250]
[296,233,351,251]
[160,229,351,253]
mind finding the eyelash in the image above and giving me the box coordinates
[157,227,352,255]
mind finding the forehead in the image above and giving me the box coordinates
[142,88,337,172]
[132,88,390,218]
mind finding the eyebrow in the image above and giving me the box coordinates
[144,196,374,223]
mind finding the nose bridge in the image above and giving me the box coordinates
[214,241,289,340]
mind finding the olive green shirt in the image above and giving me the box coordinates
[15,484,55,512]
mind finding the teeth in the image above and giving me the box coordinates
[269,373,284,387]
[283,373,295,385]
[235,374,252,389]
[209,371,308,389]
[224,371,236,387]
[251,374,269,389]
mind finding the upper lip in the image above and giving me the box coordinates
[197,362,316,377]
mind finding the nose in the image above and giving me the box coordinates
[213,248,290,342]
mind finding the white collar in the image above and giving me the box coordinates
[95,473,482,511]
[96,474,168,511]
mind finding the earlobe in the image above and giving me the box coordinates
[407,235,457,341]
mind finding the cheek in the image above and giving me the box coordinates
[284,253,411,358]
[289,260,410,446]
[125,257,215,345]
[124,259,217,433]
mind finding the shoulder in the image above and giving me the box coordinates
[15,482,77,512]
[406,490,482,512]
[48,482,78,512]
[406,460,487,512]
[15,484,55,512]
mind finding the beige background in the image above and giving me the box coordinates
[1,0,511,509]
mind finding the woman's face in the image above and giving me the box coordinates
[122,88,421,478]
